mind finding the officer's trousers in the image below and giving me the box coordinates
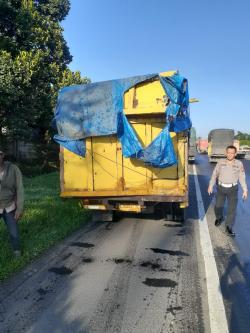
[0,209,20,251]
[214,184,238,228]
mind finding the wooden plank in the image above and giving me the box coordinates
[92,135,118,190]
[59,146,65,193]
[86,138,94,191]
[61,182,183,198]
[68,194,187,203]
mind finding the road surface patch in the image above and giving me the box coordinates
[37,288,49,296]
[193,164,229,332]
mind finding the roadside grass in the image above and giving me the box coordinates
[0,172,90,281]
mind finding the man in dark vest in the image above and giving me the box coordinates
[0,147,24,257]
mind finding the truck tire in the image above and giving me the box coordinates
[155,203,185,222]
[173,204,186,222]
[92,210,114,222]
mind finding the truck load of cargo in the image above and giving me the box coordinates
[53,70,193,221]
[188,127,197,162]
[208,128,245,162]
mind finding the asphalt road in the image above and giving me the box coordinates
[195,154,250,333]
[0,154,250,333]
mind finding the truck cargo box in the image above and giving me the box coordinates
[54,71,192,219]
[208,129,234,162]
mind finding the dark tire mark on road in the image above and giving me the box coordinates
[82,258,93,263]
[166,306,183,315]
[164,224,184,228]
[48,266,72,275]
[176,230,187,236]
[62,253,72,261]
[140,261,161,270]
[70,242,95,248]
[149,248,189,256]
[37,288,49,296]
[106,258,133,264]
[143,278,178,288]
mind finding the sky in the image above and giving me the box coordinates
[62,0,250,138]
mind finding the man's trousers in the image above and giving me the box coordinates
[214,184,238,228]
[0,210,20,251]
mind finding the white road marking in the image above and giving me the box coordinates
[193,164,229,333]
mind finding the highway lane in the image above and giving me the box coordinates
[0,212,205,332]
[195,154,250,333]
[0,154,249,332]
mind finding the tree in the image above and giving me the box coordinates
[0,0,89,142]
[234,131,250,146]
[235,131,250,141]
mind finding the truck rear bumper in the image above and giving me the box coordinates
[80,194,188,213]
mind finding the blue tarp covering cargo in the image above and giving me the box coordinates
[53,72,191,168]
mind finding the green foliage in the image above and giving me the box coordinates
[235,131,250,141]
[36,0,70,22]
[0,172,90,281]
[0,0,90,141]
[239,140,250,146]
[234,132,250,146]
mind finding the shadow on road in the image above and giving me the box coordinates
[218,250,250,333]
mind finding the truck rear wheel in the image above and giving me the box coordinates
[155,203,185,222]
[92,210,114,222]
[172,203,186,222]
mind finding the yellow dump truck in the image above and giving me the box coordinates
[54,71,193,221]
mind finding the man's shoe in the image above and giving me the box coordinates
[14,250,21,258]
[215,217,224,226]
[226,226,235,237]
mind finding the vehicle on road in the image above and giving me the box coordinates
[188,127,197,162]
[234,139,246,159]
[239,145,250,159]
[53,71,195,221]
[197,138,208,153]
[207,129,245,162]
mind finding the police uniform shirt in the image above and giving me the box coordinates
[209,158,247,192]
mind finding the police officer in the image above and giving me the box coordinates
[208,145,248,236]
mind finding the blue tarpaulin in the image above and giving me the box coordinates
[53,72,191,168]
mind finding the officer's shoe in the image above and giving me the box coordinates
[226,226,235,237]
[215,217,224,227]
